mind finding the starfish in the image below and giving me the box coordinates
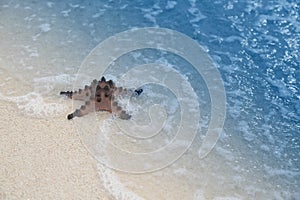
[60,76,143,120]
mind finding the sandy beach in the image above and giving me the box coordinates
[0,98,198,200]
[0,3,111,198]
[0,100,110,199]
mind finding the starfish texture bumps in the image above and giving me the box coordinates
[60,76,143,120]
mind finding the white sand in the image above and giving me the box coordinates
[0,100,110,199]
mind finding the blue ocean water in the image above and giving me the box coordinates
[0,0,299,199]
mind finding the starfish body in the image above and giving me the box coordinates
[60,76,143,120]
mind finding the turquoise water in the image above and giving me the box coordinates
[0,0,299,199]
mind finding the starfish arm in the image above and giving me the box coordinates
[60,91,73,98]
[113,87,132,96]
[67,100,95,120]
[60,84,96,101]
[111,101,131,120]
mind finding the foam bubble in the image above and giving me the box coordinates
[39,23,51,32]
[188,0,207,23]
[46,2,54,8]
[193,189,205,200]
[61,9,71,17]
[213,197,242,200]
[33,74,75,95]
[165,1,177,10]
[264,165,300,179]
[0,91,67,118]
[0,74,75,118]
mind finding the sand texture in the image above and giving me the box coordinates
[0,100,110,199]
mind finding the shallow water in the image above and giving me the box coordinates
[0,0,299,199]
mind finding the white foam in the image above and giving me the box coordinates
[69,3,80,8]
[237,121,256,142]
[0,74,74,118]
[21,45,39,57]
[46,2,54,8]
[188,0,207,23]
[0,91,67,118]
[92,9,105,18]
[215,146,234,161]
[173,167,189,176]
[193,189,205,200]
[97,164,144,200]
[213,197,242,200]
[224,36,243,43]
[34,74,75,95]
[39,23,51,32]
[140,4,162,26]
[188,7,206,23]
[260,144,270,152]
[92,13,102,18]
[120,4,128,10]
[266,78,292,98]
[264,165,300,179]
[34,74,73,84]
[165,1,177,9]
[61,9,71,17]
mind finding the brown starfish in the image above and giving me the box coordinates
[60,76,143,120]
